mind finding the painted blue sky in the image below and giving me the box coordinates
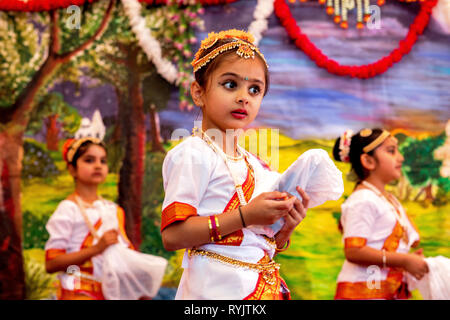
[158,1,450,139]
[47,1,450,141]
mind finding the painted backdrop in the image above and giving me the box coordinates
[0,0,449,299]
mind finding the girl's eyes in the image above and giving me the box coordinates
[83,157,107,164]
[249,85,261,95]
[222,80,237,89]
[221,80,261,95]
[386,148,396,154]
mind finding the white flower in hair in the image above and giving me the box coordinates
[339,129,353,163]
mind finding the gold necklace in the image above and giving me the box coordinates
[193,126,253,206]
[361,181,409,244]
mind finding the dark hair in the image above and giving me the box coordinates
[194,38,270,96]
[333,128,385,181]
[69,140,107,168]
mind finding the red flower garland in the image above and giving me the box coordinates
[274,0,438,78]
[0,0,238,12]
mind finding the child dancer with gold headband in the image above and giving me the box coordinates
[333,128,429,299]
[45,137,134,300]
[160,29,311,300]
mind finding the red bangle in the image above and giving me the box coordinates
[208,215,222,242]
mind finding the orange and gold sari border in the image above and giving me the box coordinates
[80,218,102,250]
[335,268,405,300]
[45,248,66,261]
[216,163,254,246]
[383,221,403,252]
[57,276,104,300]
[344,237,367,249]
[117,206,135,250]
[161,202,198,231]
[244,254,287,300]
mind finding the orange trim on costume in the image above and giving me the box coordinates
[117,206,135,250]
[79,218,102,275]
[244,255,289,300]
[383,221,403,252]
[335,221,409,300]
[161,202,198,231]
[335,269,409,300]
[57,276,104,300]
[215,161,255,246]
[45,248,66,261]
[344,237,367,249]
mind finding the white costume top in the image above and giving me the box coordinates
[337,189,420,284]
[162,136,278,300]
[45,199,132,290]
[162,136,344,299]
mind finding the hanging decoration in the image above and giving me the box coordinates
[287,0,427,29]
[122,0,179,84]
[275,0,438,78]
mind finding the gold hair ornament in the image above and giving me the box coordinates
[66,137,102,164]
[191,29,268,73]
[362,130,390,153]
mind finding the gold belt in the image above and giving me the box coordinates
[188,248,280,285]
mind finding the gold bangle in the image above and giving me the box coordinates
[275,238,291,253]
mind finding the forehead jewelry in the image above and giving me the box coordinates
[244,76,249,81]
[191,29,268,73]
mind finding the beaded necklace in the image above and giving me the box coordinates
[361,180,410,244]
[193,126,254,206]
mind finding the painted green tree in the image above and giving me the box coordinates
[400,133,446,202]
[0,1,115,299]
[26,92,81,150]
[79,1,203,248]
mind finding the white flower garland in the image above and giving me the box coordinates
[248,0,274,45]
[121,0,179,84]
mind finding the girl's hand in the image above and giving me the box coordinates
[95,229,119,254]
[279,187,309,234]
[404,253,429,280]
[275,187,309,248]
[242,191,296,226]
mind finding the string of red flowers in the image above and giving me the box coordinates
[274,0,438,79]
[0,0,238,12]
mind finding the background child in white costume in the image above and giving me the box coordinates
[333,128,429,300]
[45,137,134,300]
[161,30,310,300]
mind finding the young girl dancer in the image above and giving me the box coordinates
[45,137,133,300]
[160,29,311,300]
[333,128,429,299]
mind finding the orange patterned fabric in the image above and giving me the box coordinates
[335,269,409,300]
[215,161,255,246]
[78,218,102,275]
[45,248,66,261]
[161,201,198,231]
[244,255,290,300]
[57,276,104,300]
[335,221,410,300]
[344,237,367,249]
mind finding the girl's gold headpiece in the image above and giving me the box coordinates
[62,137,103,164]
[191,29,268,73]
[362,129,391,153]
